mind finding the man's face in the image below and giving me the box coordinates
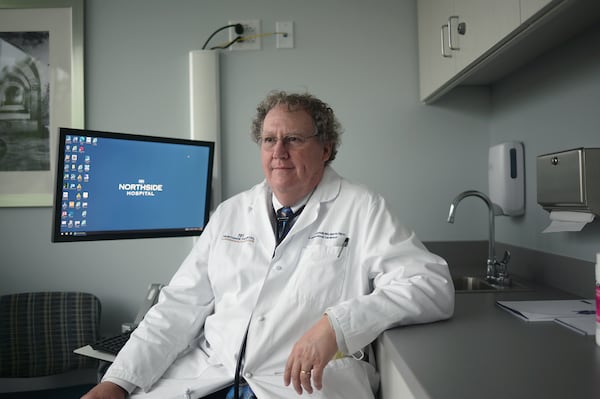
[261,104,332,205]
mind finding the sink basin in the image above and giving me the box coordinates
[453,276,494,291]
[452,276,531,293]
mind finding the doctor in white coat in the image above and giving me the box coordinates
[82,91,454,399]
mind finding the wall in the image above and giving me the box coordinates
[0,0,490,334]
[490,23,600,263]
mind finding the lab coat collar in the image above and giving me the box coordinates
[278,167,342,244]
[248,166,342,248]
[293,167,341,234]
[248,166,342,247]
[254,166,341,211]
[310,166,342,205]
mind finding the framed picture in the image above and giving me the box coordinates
[0,0,84,207]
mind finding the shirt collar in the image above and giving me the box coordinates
[272,192,311,214]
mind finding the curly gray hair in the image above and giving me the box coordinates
[250,91,343,163]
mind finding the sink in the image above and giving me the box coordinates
[453,276,494,291]
[452,276,531,293]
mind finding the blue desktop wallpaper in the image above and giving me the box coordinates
[60,134,210,234]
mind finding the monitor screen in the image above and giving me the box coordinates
[52,128,214,242]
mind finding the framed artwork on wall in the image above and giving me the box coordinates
[0,0,84,207]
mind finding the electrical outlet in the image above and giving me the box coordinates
[276,21,294,49]
[228,20,261,50]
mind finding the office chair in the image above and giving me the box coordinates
[0,292,101,398]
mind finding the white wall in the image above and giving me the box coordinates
[0,0,492,334]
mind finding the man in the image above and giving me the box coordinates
[83,91,454,399]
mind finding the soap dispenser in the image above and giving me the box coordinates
[488,142,525,216]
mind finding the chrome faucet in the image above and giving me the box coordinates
[447,190,511,286]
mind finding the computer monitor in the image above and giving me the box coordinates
[52,127,214,242]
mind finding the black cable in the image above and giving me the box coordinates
[210,36,243,50]
[202,23,244,50]
[233,329,249,399]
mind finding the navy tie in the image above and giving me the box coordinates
[276,206,294,244]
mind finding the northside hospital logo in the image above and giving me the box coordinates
[118,179,164,197]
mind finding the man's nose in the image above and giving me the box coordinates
[272,139,289,158]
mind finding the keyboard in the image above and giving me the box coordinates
[90,331,132,355]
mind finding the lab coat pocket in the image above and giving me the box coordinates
[293,244,347,305]
[318,358,377,399]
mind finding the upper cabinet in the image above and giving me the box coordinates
[418,0,520,100]
[451,0,521,71]
[520,0,554,22]
[417,0,600,103]
[417,0,456,101]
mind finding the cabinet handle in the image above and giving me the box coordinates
[440,24,452,58]
[448,16,460,50]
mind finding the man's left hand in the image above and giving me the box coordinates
[283,315,338,395]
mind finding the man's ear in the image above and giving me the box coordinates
[322,143,333,162]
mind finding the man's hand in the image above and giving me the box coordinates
[283,315,338,395]
[81,381,127,399]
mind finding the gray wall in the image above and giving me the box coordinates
[0,0,597,334]
[490,23,600,262]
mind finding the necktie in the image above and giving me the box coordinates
[276,206,294,244]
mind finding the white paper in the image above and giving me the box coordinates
[542,211,594,233]
[496,299,595,321]
[74,344,116,362]
[554,315,596,335]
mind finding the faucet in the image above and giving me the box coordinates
[447,190,511,286]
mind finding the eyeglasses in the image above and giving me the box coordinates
[258,133,319,150]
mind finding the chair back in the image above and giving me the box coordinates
[0,292,101,378]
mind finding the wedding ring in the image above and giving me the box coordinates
[301,370,311,375]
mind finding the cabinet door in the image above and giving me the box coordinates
[376,338,417,399]
[417,0,456,101]
[452,0,521,71]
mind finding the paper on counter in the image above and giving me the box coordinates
[496,299,595,321]
[554,315,596,335]
[542,211,594,233]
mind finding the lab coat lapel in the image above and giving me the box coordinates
[281,167,342,244]
[249,182,278,255]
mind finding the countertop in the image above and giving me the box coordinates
[379,284,600,398]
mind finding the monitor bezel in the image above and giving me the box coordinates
[52,127,214,242]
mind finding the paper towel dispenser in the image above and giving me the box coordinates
[537,148,600,215]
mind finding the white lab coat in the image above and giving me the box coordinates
[104,167,454,399]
